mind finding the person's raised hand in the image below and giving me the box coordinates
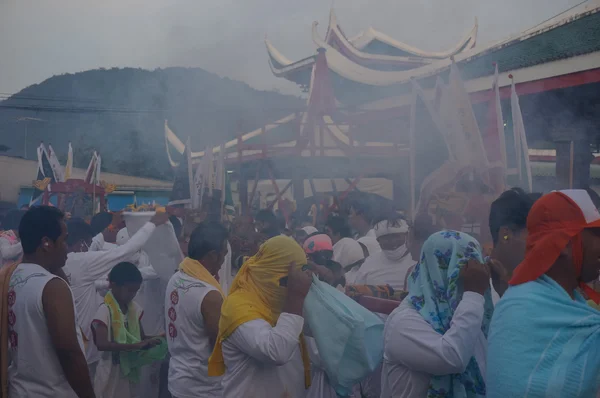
[150,211,170,226]
[306,260,335,285]
[460,258,491,296]
[287,262,313,299]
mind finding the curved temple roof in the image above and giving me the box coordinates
[266,9,478,86]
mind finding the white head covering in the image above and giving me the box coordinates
[373,219,409,238]
[333,238,364,268]
[301,226,318,235]
[116,228,130,246]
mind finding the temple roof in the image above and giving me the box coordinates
[266,9,478,89]
[268,4,600,106]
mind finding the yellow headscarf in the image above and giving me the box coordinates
[179,257,224,297]
[208,235,311,388]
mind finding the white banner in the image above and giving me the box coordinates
[511,79,533,192]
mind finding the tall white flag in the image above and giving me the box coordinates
[65,142,73,180]
[192,146,210,209]
[492,64,507,168]
[511,78,533,191]
[215,143,225,192]
[95,153,102,185]
[47,144,65,182]
[206,147,215,196]
[446,61,489,170]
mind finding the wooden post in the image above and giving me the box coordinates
[555,138,592,190]
[239,175,248,216]
[293,178,304,206]
[569,141,574,189]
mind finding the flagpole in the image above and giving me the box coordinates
[409,82,417,221]
[569,141,574,189]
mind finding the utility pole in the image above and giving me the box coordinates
[15,117,45,159]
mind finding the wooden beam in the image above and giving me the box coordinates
[247,162,262,212]
[344,178,360,192]
[239,176,249,215]
[267,181,293,210]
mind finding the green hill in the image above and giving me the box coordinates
[0,67,304,180]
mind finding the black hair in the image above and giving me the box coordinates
[2,209,25,231]
[309,250,333,266]
[412,213,437,242]
[90,212,112,236]
[66,219,94,247]
[255,209,280,237]
[255,209,277,224]
[188,221,229,261]
[19,206,64,254]
[345,193,375,225]
[489,187,536,244]
[326,215,352,238]
[169,215,182,239]
[108,262,142,286]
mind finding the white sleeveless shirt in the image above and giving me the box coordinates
[7,263,82,398]
[165,270,222,398]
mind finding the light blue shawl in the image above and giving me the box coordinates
[487,275,600,397]
[407,230,493,398]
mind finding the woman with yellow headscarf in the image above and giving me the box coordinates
[208,235,314,398]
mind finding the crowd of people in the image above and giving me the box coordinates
[1,186,600,397]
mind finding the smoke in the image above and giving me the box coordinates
[0,0,582,95]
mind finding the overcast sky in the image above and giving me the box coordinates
[0,0,584,96]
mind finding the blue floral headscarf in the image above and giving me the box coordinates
[408,230,494,398]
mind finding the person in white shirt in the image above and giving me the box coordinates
[347,199,381,256]
[90,212,119,251]
[332,238,365,285]
[0,210,24,267]
[381,230,493,398]
[208,236,314,398]
[114,228,165,398]
[63,212,170,381]
[91,261,166,398]
[353,218,415,292]
[5,206,94,397]
[165,221,229,398]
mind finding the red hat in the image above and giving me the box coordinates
[510,190,600,285]
[303,234,333,254]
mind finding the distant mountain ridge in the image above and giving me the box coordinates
[0,67,304,180]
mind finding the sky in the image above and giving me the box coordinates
[0,0,585,97]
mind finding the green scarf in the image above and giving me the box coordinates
[104,291,167,382]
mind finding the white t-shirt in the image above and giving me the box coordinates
[221,313,306,398]
[165,271,222,398]
[7,263,82,398]
[91,302,143,398]
[356,230,381,257]
[381,293,487,398]
[64,222,156,364]
[353,250,416,292]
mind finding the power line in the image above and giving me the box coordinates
[0,104,167,114]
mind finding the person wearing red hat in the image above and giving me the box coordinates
[486,189,600,398]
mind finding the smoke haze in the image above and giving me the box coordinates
[0,0,583,96]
